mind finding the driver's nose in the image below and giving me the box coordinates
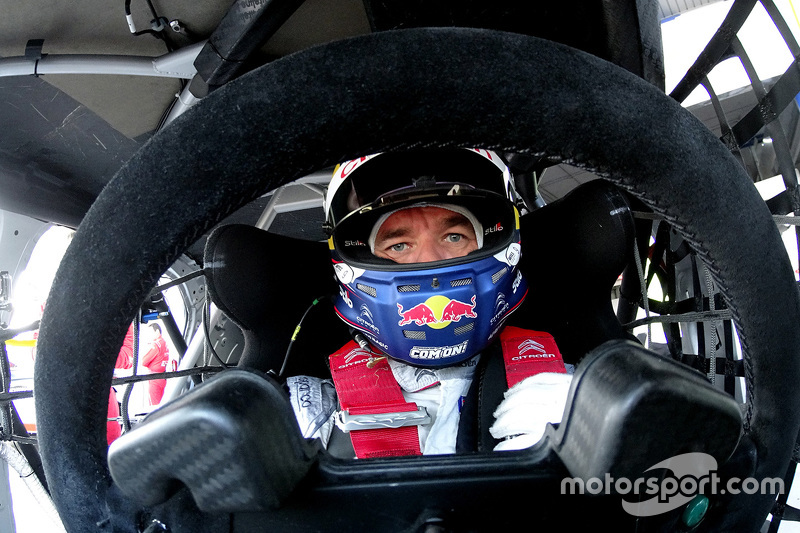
[414,242,452,263]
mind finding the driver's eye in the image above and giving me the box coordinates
[445,234,463,243]
[390,243,408,252]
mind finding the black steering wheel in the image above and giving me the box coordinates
[34,28,800,532]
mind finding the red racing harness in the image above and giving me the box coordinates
[329,326,566,458]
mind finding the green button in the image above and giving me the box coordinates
[682,495,709,528]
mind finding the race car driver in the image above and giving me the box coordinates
[287,148,573,457]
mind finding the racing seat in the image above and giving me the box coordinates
[461,178,641,451]
[202,224,349,377]
[512,178,638,363]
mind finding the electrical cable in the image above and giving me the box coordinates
[111,365,223,386]
[278,296,328,379]
[144,0,159,21]
[123,0,173,53]
[148,269,204,297]
[120,313,141,432]
[790,0,800,33]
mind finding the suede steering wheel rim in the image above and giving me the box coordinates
[34,28,800,532]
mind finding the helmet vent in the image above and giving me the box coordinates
[491,267,508,284]
[453,323,475,336]
[356,283,377,297]
[450,278,473,287]
[403,330,426,340]
[398,284,421,293]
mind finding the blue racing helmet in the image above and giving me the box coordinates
[323,148,528,367]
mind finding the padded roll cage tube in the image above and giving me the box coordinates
[192,0,305,90]
[35,29,800,532]
[0,40,204,79]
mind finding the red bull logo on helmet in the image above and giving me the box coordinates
[397,295,477,328]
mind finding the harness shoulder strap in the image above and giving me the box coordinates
[329,341,422,458]
[328,328,566,457]
[499,326,567,388]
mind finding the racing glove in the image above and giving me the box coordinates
[490,372,573,451]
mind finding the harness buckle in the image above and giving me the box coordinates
[334,406,430,433]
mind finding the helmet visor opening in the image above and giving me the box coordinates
[333,191,517,270]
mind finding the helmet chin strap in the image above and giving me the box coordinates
[367,203,484,253]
